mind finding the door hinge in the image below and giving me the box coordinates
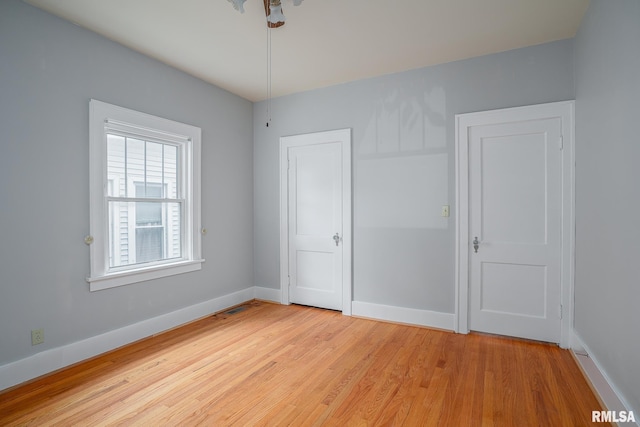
[559,304,563,319]
[558,136,564,151]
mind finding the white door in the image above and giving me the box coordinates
[456,102,574,345]
[469,118,562,342]
[280,129,352,313]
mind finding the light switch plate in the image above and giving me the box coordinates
[441,205,450,217]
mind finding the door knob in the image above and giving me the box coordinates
[333,232,341,247]
[473,237,480,253]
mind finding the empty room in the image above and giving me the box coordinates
[0,0,638,425]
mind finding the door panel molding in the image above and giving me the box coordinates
[455,101,574,347]
[279,129,352,315]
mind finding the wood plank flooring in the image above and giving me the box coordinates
[0,301,606,426]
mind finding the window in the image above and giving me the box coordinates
[88,100,202,291]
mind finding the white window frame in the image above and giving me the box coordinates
[88,99,203,291]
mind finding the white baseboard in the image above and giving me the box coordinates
[0,287,255,392]
[254,286,281,303]
[572,331,639,426]
[351,301,455,331]
[0,293,457,392]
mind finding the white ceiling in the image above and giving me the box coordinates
[24,0,589,102]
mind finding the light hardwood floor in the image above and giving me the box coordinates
[0,301,606,426]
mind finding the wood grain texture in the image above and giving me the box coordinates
[0,301,607,426]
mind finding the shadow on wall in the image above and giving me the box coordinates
[355,80,448,230]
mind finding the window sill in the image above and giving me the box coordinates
[87,259,204,291]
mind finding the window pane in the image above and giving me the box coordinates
[108,200,131,267]
[126,138,145,197]
[165,145,178,198]
[135,182,162,226]
[136,201,162,226]
[145,141,164,195]
[164,145,178,198]
[136,226,164,263]
[106,134,179,200]
[108,201,182,268]
[107,135,126,197]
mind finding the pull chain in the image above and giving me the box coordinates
[266,23,272,127]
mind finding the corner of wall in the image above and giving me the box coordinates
[571,330,639,426]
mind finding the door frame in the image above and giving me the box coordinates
[454,101,575,348]
[279,128,352,315]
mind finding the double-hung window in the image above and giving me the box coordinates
[88,100,202,291]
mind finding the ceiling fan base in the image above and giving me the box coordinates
[264,0,285,28]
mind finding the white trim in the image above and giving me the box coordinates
[279,140,289,307]
[454,101,575,348]
[352,301,455,331]
[87,259,204,291]
[572,332,639,426]
[0,287,254,392]
[279,128,352,315]
[104,119,192,144]
[560,102,576,349]
[254,286,281,303]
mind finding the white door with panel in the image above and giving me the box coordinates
[280,129,351,312]
[458,103,573,344]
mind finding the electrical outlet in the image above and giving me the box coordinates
[31,329,44,345]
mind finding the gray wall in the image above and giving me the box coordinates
[574,0,640,413]
[254,40,575,313]
[0,1,254,366]
[8,1,638,414]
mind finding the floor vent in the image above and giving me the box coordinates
[224,306,247,315]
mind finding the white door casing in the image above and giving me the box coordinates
[280,129,352,314]
[455,101,575,348]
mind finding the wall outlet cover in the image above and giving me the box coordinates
[31,329,44,345]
